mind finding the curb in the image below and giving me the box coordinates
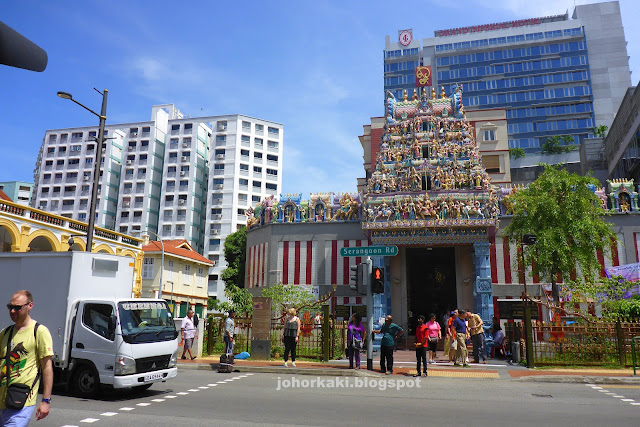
[178,363,382,377]
[514,375,640,384]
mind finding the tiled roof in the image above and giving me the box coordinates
[0,189,11,201]
[142,239,213,265]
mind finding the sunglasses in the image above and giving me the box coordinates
[7,303,29,311]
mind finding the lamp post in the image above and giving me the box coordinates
[57,89,108,253]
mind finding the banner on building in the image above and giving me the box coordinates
[605,262,640,297]
[415,66,432,87]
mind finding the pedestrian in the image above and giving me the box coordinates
[452,309,469,367]
[414,315,428,377]
[444,310,458,363]
[347,313,366,369]
[282,308,301,367]
[224,310,235,355]
[1,290,54,426]
[426,313,442,364]
[181,309,197,360]
[373,315,403,375]
[467,310,487,364]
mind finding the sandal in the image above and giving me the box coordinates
[191,357,197,360]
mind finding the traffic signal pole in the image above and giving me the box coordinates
[365,257,374,371]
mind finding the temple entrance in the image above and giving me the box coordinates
[406,247,457,334]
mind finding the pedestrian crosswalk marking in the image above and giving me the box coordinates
[136,402,151,406]
[100,412,118,416]
[119,407,135,411]
[80,419,100,423]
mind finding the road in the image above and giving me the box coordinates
[34,369,640,426]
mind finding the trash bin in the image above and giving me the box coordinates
[511,341,521,363]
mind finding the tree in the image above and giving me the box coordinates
[509,147,526,159]
[208,285,253,317]
[541,135,575,155]
[260,284,317,320]
[504,165,617,305]
[593,125,608,138]
[221,227,247,288]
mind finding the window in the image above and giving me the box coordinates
[483,129,496,141]
[254,152,262,159]
[266,183,277,191]
[252,195,261,202]
[71,145,82,152]
[482,155,501,173]
[241,135,250,143]
[253,166,262,173]
[242,121,251,131]
[255,124,264,133]
[252,181,261,188]
[267,140,278,149]
[72,132,83,139]
[217,121,227,132]
[197,268,204,287]
[184,123,193,132]
[142,258,154,279]
[214,164,225,170]
[171,124,180,132]
[267,154,278,162]
[184,264,191,285]
[240,164,249,171]
[82,303,114,341]
[238,194,247,202]
[268,127,279,137]
[239,178,248,185]
[216,135,226,143]
[241,149,249,156]
[167,260,174,280]
[255,138,263,147]
[266,168,278,176]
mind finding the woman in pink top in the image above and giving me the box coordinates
[425,313,442,364]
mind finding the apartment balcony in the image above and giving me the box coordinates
[177,215,186,221]
[138,159,147,166]
[254,158,263,164]
[179,185,188,192]
[132,217,142,223]
[163,215,172,221]
[65,177,77,183]
[134,202,143,208]
[63,191,75,197]
[46,152,55,157]
[241,155,250,161]
[239,185,248,191]
[79,203,88,210]
[124,174,134,180]
[239,170,248,177]
[267,145,278,153]
[253,172,262,179]
[42,179,51,184]
[52,191,61,197]
[267,160,278,167]
[164,200,175,206]
[54,178,63,184]
[44,165,53,171]
[171,129,180,135]
[167,171,176,177]
[266,174,277,182]
[175,229,185,237]
[80,190,90,196]
[141,131,150,138]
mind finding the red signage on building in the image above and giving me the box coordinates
[415,66,432,87]
[434,14,566,38]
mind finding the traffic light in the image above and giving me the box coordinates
[350,263,367,295]
[371,267,384,294]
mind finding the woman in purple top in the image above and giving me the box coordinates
[347,313,367,369]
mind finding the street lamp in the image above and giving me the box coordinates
[133,230,166,301]
[57,88,108,253]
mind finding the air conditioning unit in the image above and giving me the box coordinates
[216,154,224,160]
[216,184,223,190]
[180,171,186,176]
[210,229,219,235]
[181,156,187,162]
[126,160,132,165]
[182,143,188,148]
[123,201,130,208]
[213,214,222,220]
[83,176,89,181]
[179,199,186,205]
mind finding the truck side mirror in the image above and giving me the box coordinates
[108,315,117,334]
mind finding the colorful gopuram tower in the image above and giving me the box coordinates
[361,86,499,322]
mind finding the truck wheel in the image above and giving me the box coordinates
[74,365,100,398]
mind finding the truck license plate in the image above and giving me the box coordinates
[144,373,164,382]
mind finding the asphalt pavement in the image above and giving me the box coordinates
[33,368,640,426]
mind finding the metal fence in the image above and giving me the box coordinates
[505,319,640,367]
[204,315,348,360]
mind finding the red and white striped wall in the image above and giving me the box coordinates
[276,240,318,285]
[324,240,369,286]
[490,233,628,285]
[246,242,268,288]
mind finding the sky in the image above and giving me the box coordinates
[2,0,639,196]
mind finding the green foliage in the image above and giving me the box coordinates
[209,285,253,317]
[602,295,640,318]
[260,284,316,318]
[504,164,617,287]
[593,125,608,138]
[541,135,576,155]
[509,147,526,159]
[221,227,247,288]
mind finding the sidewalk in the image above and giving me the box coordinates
[179,349,640,383]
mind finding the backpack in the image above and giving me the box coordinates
[351,326,363,350]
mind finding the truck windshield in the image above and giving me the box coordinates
[118,301,177,343]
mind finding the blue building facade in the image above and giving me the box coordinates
[384,2,631,153]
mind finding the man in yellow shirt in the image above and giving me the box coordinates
[1,290,54,426]
[466,310,487,364]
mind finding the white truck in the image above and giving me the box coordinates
[0,251,179,397]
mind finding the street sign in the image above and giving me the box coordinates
[340,245,398,257]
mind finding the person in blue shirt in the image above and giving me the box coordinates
[452,309,470,367]
[373,315,403,374]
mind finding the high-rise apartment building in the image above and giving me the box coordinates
[0,181,33,206]
[32,104,284,300]
[384,1,631,153]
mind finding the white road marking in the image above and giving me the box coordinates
[199,386,209,389]
[613,395,625,398]
[605,392,617,395]
[207,383,218,386]
[177,392,189,395]
[245,373,254,376]
[61,425,80,427]
[188,388,200,392]
[217,381,226,384]
[100,412,118,416]
[136,402,152,406]
[621,399,635,402]
[598,390,609,392]
[591,386,603,390]
[119,407,135,411]
[151,398,165,402]
[80,419,100,423]
[165,395,177,398]
[631,403,640,406]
